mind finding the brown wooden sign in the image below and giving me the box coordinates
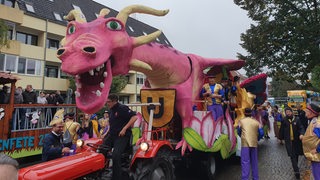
[140,89,176,127]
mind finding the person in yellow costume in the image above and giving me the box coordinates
[237,108,264,180]
[63,112,80,155]
[99,110,110,139]
[90,114,101,138]
[200,74,224,121]
[302,103,320,180]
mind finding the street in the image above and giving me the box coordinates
[177,136,311,180]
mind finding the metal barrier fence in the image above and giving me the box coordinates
[11,104,77,131]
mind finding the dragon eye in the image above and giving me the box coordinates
[68,25,76,34]
[106,20,122,30]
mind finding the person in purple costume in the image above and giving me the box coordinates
[200,74,225,120]
[237,108,264,180]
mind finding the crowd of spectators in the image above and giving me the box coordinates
[0,84,65,105]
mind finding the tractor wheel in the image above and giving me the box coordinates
[134,149,175,180]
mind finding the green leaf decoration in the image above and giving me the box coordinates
[209,134,228,152]
[220,138,231,159]
[183,128,208,151]
[132,127,141,145]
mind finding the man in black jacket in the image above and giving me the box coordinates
[279,107,305,179]
[22,85,37,104]
[104,94,137,180]
[42,109,70,161]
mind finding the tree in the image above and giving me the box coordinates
[110,76,128,93]
[270,70,300,97]
[234,0,320,86]
[311,65,320,91]
[0,19,10,51]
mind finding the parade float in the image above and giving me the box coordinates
[0,72,78,162]
[19,5,267,180]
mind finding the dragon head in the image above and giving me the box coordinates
[57,5,169,113]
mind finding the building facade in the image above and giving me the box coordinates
[0,0,172,105]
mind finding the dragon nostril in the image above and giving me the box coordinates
[57,48,65,56]
[83,46,96,53]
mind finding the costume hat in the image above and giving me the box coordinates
[49,109,64,126]
[306,103,320,116]
[90,114,97,120]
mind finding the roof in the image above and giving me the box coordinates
[15,0,172,46]
[0,71,20,84]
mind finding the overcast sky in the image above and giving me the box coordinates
[93,0,252,60]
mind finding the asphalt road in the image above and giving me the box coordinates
[176,136,311,180]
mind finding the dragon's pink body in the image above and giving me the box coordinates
[57,5,244,154]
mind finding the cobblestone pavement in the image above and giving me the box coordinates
[177,136,313,180]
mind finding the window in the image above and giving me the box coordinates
[60,69,70,79]
[125,75,130,84]
[136,74,145,85]
[27,60,35,74]
[0,54,5,71]
[136,95,141,102]
[5,54,16,72]
[7,30,13,40]
[47,38,60,49]
[45,65,58,78]
[128,26,134,32]
[119,96,129,104]
[16,32,38,46]
[0,54,42,75]
[18,57,26,73]
[53,12,62,21]
[1,0,13,7]
[25,2,35,13]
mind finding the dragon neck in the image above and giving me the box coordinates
[131,43,193,88]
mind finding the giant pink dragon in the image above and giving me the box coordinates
[57,5,245,154]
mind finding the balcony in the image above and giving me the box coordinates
[0,4,23,24]
[1,40,20,55]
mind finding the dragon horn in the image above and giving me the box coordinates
[129,59,152,71]
[116,5,169,25]
[133,30,162,47]
[99,8,110,17]
[63,10,87,23]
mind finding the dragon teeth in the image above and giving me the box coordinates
[96,66,101,71]
[75,91,80,97]
[100,82,104,88]
[96,90,101,96]
[103,72,107,77]
[89,70,94,76]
